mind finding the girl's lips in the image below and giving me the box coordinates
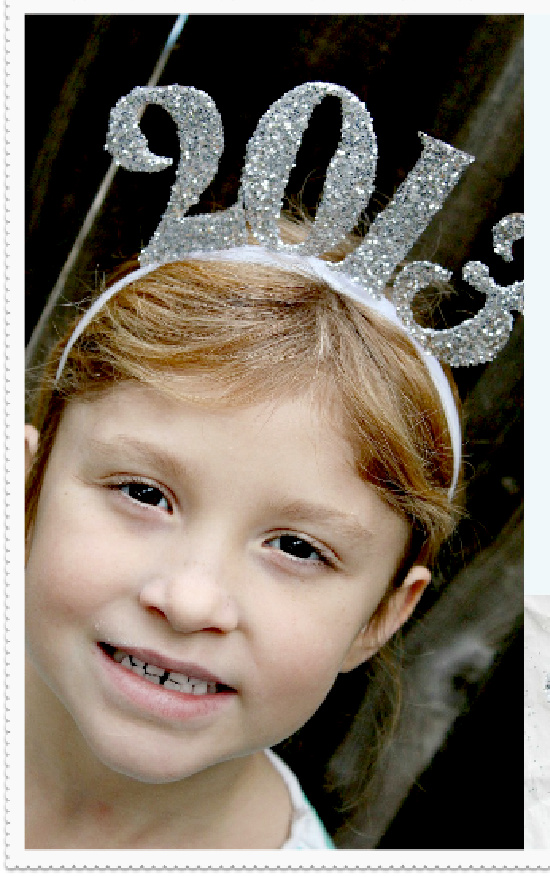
[99,642,236,692]
[96,644,237,721]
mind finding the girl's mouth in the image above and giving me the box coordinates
[99,643,235,695]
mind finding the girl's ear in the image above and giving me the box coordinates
[340,565,431,672]
[25,425,39,474]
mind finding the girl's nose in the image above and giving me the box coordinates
[138,554,240,634]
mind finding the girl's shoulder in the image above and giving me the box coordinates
[265,750,335,850]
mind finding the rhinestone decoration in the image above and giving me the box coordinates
[104,81,523,368]
[334,134,475,298]
[242,81,377,256]
[106,85,247,264]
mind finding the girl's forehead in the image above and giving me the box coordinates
[65,378,347,444]
[59,380,360,497]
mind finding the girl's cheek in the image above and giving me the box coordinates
[26,524,112,617]
[258,626,350,695]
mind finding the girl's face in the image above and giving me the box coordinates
[25,380,428,783]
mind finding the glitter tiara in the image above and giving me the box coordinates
[56,81,524,495]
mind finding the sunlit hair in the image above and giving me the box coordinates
[26,255,460,566]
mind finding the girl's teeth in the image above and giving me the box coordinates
[192,680,208,695]
[163,679,184,692]
[169,676,193,693]
[169,671,191,685]
[113,649,217,693]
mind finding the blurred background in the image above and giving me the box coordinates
[25,14,523,849]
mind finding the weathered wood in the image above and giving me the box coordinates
[333,505,523,847]
[410,18,523,271]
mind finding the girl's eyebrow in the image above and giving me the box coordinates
[86,436,374,545]
[270,500,375,546]
[86,435,191,482]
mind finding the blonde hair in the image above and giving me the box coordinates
[27,255,459,565]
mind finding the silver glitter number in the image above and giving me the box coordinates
[242,82,377,256]
[393,213,524,366]
[462,212,524,322]
[492,213,524,263]
[335,134,475,298]
[105,85,246,264]
[103,82,522,368]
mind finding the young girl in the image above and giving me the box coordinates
[24,82,520,850]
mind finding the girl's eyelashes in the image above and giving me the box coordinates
[110,479,174,514]
[264,533,335,567]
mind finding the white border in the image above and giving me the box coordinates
[12,1,544,13]
[524,15,548,596]
[5,4,543,870]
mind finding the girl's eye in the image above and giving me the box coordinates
[267,534,330,565]
[117,482,172,513]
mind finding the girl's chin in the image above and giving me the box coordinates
[76,730,238,786]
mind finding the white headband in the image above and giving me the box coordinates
[55,248,462,497]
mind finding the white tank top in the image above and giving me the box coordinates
[265,749,335,849]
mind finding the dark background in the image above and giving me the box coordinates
[25,14,524,849]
